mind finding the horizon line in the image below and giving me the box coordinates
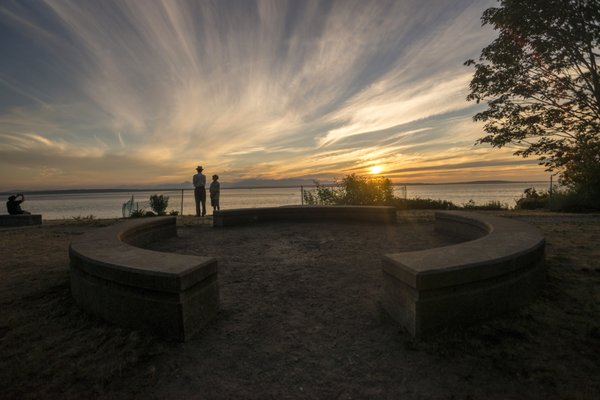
[0,180,550,195]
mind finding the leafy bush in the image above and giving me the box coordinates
[341,174,393,205]
[149,195,169,216]
[546,190,600,212]
[169,210,179,216]
[303,183,341,205]
[303,174,394,206]
[515,187,550,210]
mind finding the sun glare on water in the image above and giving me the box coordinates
[369,165,384,174]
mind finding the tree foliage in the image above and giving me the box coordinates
[466,0,600,197]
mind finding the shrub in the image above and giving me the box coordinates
[302,189,318,205]
[515,187,550,210]
[547,190,600,212]
[514,186,599,212]
[303,174,394,206]
[341,174,394,205]
[169,210,179,216]
[303,182,342,205]
[149,195,169,216]
[130,209,145,218]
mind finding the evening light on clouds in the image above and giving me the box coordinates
[0,0,548,190]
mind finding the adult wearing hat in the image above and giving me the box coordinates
[193,165,207,217]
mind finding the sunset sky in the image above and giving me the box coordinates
[0,0,548,191]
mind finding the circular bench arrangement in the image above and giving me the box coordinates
[68,206,545,341]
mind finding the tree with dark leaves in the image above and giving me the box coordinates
[466,0,600,200]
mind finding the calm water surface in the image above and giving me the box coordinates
[16,182,549,219]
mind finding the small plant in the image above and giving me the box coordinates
[149,195,169,216]
[168,210,179,216]
[130,209,145,218]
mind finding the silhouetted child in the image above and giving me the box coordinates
[209,175,220,213]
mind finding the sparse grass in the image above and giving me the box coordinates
[48,215,111,227]
[461,199,509,210]
[392,197,460,210]
[71,214,97,221]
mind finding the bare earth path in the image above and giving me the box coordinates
[1,211,599,399]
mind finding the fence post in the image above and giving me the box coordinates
[181,189,184,215]
[300,186,304,205]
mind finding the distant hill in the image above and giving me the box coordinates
[0,179,545,196]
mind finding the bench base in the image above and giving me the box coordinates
[0,214,42,227]
[214,205,397,226]
[69,217,219,341]
[382,254,545,336]
[382,211,545,337]
[70,262,219,341]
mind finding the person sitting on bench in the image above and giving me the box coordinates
[6,194,31,215]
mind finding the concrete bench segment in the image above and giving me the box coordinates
[382,211,545,337]
[213,205,398,226]
[69,216,219,341]
[0,214,42,227]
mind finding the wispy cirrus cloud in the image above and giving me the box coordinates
[0,0,546,190]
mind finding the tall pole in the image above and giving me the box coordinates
[181,189,184,215]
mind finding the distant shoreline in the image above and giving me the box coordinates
[0,180,547,196]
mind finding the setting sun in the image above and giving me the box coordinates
[0,1,550,191]
[369,165,384,174]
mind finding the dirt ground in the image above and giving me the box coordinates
[1,211,599,399]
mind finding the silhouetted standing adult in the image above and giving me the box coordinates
[6,193,30,215]
[193,165,207,217]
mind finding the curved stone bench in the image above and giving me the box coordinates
[213,205,397,226]
[0,214,42,227]
[382,211,545,337]
[69,216,219,341]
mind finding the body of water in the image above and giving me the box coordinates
[8,182,549,220]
